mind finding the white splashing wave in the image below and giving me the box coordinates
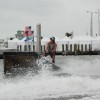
[0,56,100,100]
[0,72,100,100]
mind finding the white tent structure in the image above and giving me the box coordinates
[8,37,33,51]
[70,36,94,51]
[71,35,94,41]
[8,38,20,49]
[59,37,71,44]
[92,36,100,51]
[94,36,100,41]
[7,35,100,52]
[54,37,60,42]
[68,36,95,47]
[41,37,49,45]
[56,37,71,51]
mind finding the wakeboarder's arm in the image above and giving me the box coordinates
[45,42,49,53]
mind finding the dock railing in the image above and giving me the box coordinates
[16,44,93,55]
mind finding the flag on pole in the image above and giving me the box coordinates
[24,38,29,42]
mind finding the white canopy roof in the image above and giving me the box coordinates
[57,37,71,44]
[94,36,100,41]
[8,38,20,42]
[61,37,71,41]
[54,37,60,42]
[41,37,49,42]
[71,35,95,41]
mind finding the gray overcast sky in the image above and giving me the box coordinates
[0,0,100,38]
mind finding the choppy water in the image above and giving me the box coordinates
[0,55,100,100]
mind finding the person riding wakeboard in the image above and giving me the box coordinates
[44,37,57,63]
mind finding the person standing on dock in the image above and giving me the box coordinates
[45,37,57,63]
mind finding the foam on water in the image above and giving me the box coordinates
[0,74,100,100]
[0,56,100,100]
[0,69,100,100]
[56,56,100,76]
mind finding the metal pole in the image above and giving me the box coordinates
[32,30,34,44]
[32,30,34,52]
[98,9,100,36]
[86,11,97,37]
[36,24,41,54]
[90,12,93,36]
